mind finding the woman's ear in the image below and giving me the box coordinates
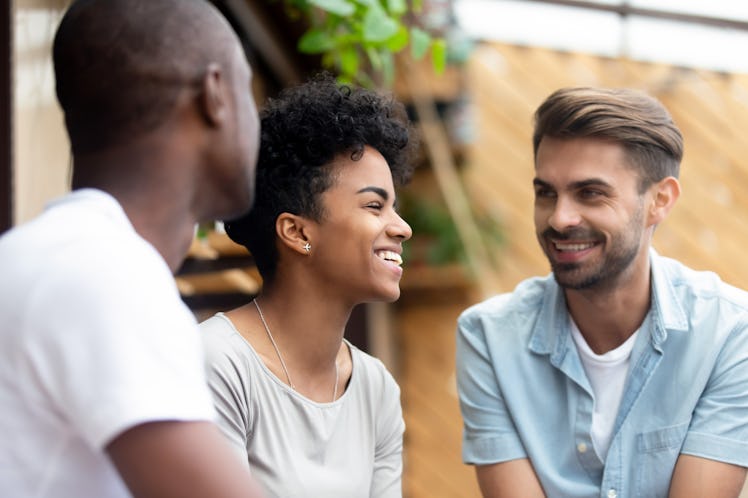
[647,176,681,226]
[276,213,313,256]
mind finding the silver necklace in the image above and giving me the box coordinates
[254,299,339,402]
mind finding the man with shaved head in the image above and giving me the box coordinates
[0,1,263,497]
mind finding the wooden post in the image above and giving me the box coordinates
[404,60,498,299]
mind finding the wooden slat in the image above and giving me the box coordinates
[398,297,482,498]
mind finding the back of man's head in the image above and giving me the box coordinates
[53,0,237,155]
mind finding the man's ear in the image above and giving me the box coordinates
[276,213,313,256]
[647,176,681,226]
[199,63,228,127]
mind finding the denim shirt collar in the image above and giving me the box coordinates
[528,248,689,357]
[648,248,689,346]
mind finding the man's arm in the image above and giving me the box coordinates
[668,454,746,498]
[108,420,264,498]
[475,459,546,498]
[456,300,541,497]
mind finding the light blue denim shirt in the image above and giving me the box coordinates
[456,249,748,497]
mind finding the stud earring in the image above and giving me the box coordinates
[303,242,311,254]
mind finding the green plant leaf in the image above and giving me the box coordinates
[431,37,447,74]
[308,0,355,16]
[286,0,448,88]
[381,50,395,86]
[366,46,383,70]
[363,6,399,42]
[398,193,465,265]
[321,51,334,68]
[340,46,359,77]
[356,71,376,88]
[336,74,354,85]
[298,28,335,53]
[387,0,407,15]
[410,27,431,60]
[385,25,409,52]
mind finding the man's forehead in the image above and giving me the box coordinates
[536,136,634,171]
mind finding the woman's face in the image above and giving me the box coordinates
[309,146,412,304]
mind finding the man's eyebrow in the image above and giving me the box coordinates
[357,186,389,200]
[569,178,613,190]
[532,178,612,189]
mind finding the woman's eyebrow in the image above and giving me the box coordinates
[357,186,389,200]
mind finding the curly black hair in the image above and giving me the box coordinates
[224,73,416,284]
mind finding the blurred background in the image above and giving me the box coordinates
[7,1,748,496]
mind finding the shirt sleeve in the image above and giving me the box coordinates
[455,308,527,465]
[370,364,405,498]
[680,316,748,466]
[24,242,215,450]
[201,319,253,467]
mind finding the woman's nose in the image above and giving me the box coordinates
[389,212,412,241]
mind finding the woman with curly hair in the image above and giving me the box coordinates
[200,74,415,497]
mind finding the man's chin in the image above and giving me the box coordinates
[552,265,597,290]
[219,188,254,220]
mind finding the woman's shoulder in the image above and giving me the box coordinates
[346,344,404,435]
[200,313,257,369]
[347,342,400,394]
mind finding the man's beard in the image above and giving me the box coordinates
[540,207,644,291]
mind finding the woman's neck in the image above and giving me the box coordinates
[248,282,352,373]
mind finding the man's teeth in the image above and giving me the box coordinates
[376,250,403,265]
[554,242,594,252]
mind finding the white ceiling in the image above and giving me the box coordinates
[454,0,748,73]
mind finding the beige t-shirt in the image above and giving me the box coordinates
[201,313,405,498]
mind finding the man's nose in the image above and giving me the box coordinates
[547,197,582,232]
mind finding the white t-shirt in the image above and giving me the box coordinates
[0,189,215,497]
[570,318,639,461]
[201,313,405,498]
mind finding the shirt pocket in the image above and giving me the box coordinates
[634,422,689,498]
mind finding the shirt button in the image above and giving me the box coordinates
[607,489,617,498]
[577,442,587,453]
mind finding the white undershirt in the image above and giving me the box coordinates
[570,318,639,461]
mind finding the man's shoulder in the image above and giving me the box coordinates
[0,195,178,337]
[655,253,748,310]
[458,274,554,328]
[1,190,146,260]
